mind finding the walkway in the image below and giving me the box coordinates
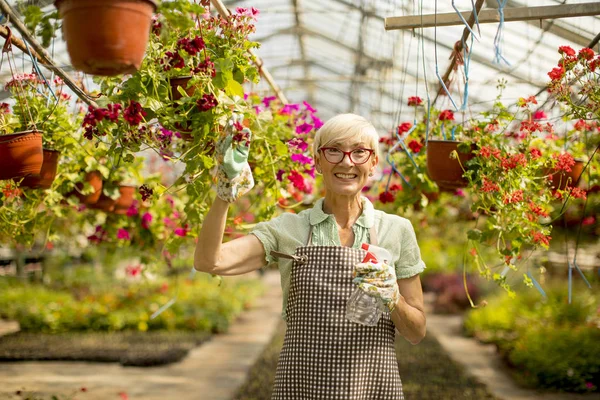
[1,273,597,400]
[0,270,282,400]
[427,312,598,400]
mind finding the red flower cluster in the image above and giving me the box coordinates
[196,93,218,111]
[163,51,185,71]
[82,104,122,139]
[529,148,542,159]
[397,122,412,135]
[139,184,153,202]
[288,170,308,193]
[558,46,576,57]
[407,96,423,106]
[479,145,501,159]
[528,201,549,218]
[379,191,395,204]
[481,178,499,193]
[178,36,205,56]
[501,153,527,170]
[570,187,587,199]
[123,101,146,126]
[548,65,565,81]
[503,190,524,204]
[439,110,454,121]
[193,58,216,77]
[531,231,551,247]
[553,152,575,172]
[407,139,423,153]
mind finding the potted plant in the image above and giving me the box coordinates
[3,74,80,189]
[0,75,43,181]
[53,0,158,76]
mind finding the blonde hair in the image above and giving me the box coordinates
[313,114,380,158]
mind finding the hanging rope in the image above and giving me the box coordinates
[434,0,459,111]
[493,0,510,65]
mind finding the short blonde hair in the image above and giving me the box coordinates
[313,114,379,158]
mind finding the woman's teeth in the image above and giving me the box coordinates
[335,173,357,179]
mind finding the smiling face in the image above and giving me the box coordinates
[316,140,378,197]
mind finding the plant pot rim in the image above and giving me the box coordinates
[1,130,43,137]
[55,0,158,10]
[427,139,464,144]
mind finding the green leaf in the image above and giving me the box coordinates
[226,80,244,98]
[275,141,288,157]
[467,229,482,241]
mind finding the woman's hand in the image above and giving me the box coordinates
[352,261,401,312]
[215,113,254,203]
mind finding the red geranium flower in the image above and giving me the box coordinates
[439,110,454,121]
[379,191,395,204]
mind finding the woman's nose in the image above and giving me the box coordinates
[339,153,355,166]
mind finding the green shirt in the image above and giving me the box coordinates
[251,196,426,321]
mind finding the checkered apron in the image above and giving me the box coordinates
[270,226,404,400]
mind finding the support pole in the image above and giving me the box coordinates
[433,0,485,106]
[210,0,288,104]
[0,0,97,107]
[385,3,600,31]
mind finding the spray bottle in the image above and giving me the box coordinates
[346,244,393,326]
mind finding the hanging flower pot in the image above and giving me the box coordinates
[0,131,43,180]
[90,191,117,212]
[71,171,103,205]
[169,76,196,101]
[426,140,474,190]
[549,159,585,191]
[113,185,136,215]
[54,0,157,76]
[20,149,61,189]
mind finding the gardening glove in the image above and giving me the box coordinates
[352,244,401,312]
[215,113,254,203]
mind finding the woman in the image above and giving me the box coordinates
[195,113,426,399]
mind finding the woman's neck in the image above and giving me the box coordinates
[322,194,363,229]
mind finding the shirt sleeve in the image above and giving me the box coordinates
[396,218,426,279]
[250,216,281,265]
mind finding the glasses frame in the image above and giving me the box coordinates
[318,147,375,165]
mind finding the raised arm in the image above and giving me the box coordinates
[194,196,266,276]
[193,113,267,276]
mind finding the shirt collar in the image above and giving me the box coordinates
[309,196,375,228]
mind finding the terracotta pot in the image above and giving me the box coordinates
[113,185,136,215]
[170,76,195,101]
[0,131,43,180]
[90,193,116,212]
[55,0,157,76]
[72,171,103,205]
[426,140,474,190]
[548,159,585,191]
[20,149,61,189]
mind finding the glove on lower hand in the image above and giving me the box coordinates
[352,261,400,312]
[215,114,254,203]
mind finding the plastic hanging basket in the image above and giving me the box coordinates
[0,131,44,180]
[426,140,474,190]
[112,185,136,215]
[54,0,157,76]
[70,171,103,205]
[20,148,61,189]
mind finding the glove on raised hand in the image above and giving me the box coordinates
[352,247,401,312]
[215,114,254,203]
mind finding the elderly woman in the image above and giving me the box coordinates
[195,113,426,399]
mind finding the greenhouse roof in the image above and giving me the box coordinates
[2,0,600,133]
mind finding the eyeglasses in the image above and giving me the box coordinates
[318,147,374,165]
